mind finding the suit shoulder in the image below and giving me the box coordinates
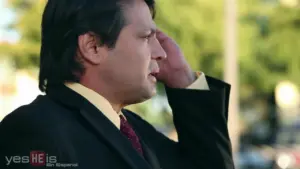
[0,95,60,134]
[1,103,38,128]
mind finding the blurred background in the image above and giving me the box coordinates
[1,0,300,168]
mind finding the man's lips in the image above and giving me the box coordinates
[149,69,159,77]
[148,73,158,83]
[149,72,158,77]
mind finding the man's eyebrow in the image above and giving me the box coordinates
[140,25,157,35]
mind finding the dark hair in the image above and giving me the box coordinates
[39,0,155,92]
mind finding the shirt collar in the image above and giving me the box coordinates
[65,83,122,129]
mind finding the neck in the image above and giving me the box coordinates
[80,76,124,113]
[110,103,123,113]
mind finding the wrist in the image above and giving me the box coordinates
[165,68,197,88]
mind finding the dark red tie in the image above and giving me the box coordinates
[119,115,143,156]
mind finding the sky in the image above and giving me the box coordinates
[0,0,19,43]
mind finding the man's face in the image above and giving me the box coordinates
[98,0,166,104]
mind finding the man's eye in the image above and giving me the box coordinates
[144,34,152,40]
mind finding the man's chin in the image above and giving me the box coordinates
[133,88,156,104]
[149,85,157,97]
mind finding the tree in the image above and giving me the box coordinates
[0,0,45,69]
[2,0,300,104]
[155,0,224,77]
[238,0,300,100]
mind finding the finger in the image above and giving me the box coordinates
[156,29,169,42]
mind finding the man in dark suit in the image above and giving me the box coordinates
[0,0,234,168]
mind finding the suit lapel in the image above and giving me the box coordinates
[123,110,161,169]
[46,85,152,169]
[140,140,161,169]
[79,106,152,169]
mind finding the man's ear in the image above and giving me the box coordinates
[78,32,107,65]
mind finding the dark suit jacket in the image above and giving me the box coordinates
[0,76,234,169]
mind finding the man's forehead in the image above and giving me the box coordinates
[131,12,157,33]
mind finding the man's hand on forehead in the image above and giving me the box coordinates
[155,29,196,88]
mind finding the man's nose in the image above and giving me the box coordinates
[151,40,167,60]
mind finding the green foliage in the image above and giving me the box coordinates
[239,0,300,99]
[1,0,44,69]
[155,0,224,77]
[1,0,300,103]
